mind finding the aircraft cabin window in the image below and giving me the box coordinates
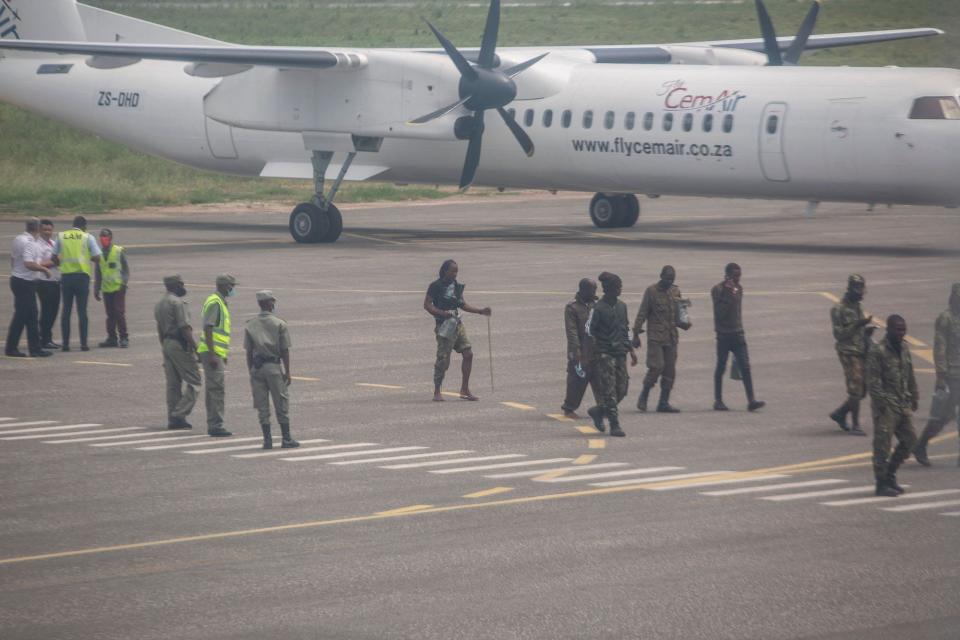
[909,96,960,120]
[682,113,694,132]
[524,109,535,127]
[583,110,594,129]
[604,111,615,130]
[625,112,636,130]
[766,115,779,135]
[543,109,554,128]
[663,112,674,132]
[561,110,572,128]
[723,114,734,133]
[703,113,714,133]
[643,112,654,131]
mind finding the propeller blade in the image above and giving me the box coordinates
[496,107,534,157]
[478,0,501,70]
[425,19,478,80]
[460,111,486,190]
[408,95,473,125]
[503,52,549,79]
[784,0,820,65]
[754,0,783,66]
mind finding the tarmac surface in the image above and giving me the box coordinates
[1,194,958,639]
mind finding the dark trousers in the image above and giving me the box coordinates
[6,276,40,354]
[103,288,128,340]
[36,280,60,345]
[61,273,90,348]
[714,332,757,403]
[562,359,597,412]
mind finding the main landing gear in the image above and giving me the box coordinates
[289,150,352,243]
[589,193,640,229]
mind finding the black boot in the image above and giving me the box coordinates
[280,423,299,448]
[886,459,906,494]
[587,406,606,433]
[656,387,679,413]
[636,385,652,412]
[875,477,899,497]
[261,423,273,450]
[913,440,930,467]
[608,412,625,438]
[829,404,850,432]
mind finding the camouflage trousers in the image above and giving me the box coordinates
[595,353,629,420]
[838,353,866,402]
[434,322,471,388]
[872,403,917,479]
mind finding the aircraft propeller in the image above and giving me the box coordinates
[409,0,548,189]
[754,0,821,66]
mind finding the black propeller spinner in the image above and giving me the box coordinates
[409,0,548,190]
[755,0,821,66]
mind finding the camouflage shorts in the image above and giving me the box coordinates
[434,322,471,387]
[838,353,866,400]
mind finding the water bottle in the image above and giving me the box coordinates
[574,362,586,379]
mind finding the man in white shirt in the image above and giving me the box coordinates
[5,218,52,358]
[35,219,61,350]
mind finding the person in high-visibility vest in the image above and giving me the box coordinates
[54,216,101,352]
[197,274,236,438]
[94,229,131,348]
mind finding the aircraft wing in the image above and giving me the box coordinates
[696,28,945,53]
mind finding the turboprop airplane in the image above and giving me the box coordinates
[0,0,956,243]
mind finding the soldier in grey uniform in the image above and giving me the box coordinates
[244,290,299,449]
[154,274,201,429]
[914,282,960,466]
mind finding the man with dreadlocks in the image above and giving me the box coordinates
[424,259,492,402]
[586,272,637,437]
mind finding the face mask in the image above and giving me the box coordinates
[226,288,236,298]
[176,286,187,298]
[272,302,278,312]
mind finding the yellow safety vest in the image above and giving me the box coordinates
[100,244,125,293]
[196,293,231,359]
[58,229,92,276]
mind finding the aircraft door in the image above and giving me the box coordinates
[825,100,860,183]
[205,117,238,160]
[759,102,789,181]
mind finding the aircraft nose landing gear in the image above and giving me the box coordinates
[289,150,349,243]
[589,193,640,228]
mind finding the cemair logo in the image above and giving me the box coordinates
[0,0,21,40]
[658,79,746,113]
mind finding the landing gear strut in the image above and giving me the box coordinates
[289,150,354,243]
[589,193,640,228]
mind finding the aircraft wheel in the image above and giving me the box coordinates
[589,193,624,228]
[289,202,343,243]
[618,194,640,227]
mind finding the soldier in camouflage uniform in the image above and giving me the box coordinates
[586,272,638,437]
[632,265,690,413]
[867,315,918,497]
[828,274,875,435]
[914,283,960,467]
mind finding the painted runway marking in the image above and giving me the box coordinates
[823,489,960,507]
[376,504,434,516]
[577,426,599,435]
[74,361,134,368]
[484,462,629,479]
[650,473,789,491]
[185,438,330,454]
[137,437,262,451]
[92,434,207,447]
[290,376,322,382]
[463,487,514,499]
[233,443,379,459]
[588,439,606,449]
[546,413,574,422]
[356,383,405,390]
[0,423,101,437]
[882,498,960,513]
[573,454,597,465]
[540,466,685,484]
[763,485,878,502]
[282,446,428,462]
[0,420,57,429]
[382,454,525,470]
[331,450,474,465]
[501,402,536,411]
[430,458,572,474]
[702,479,847,496]
[591,471,726,488]
[42,430,153,444]
[4,427,129,441]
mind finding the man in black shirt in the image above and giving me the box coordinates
[711,263,765,412]
[586,272,637,437]
[424,260,492,402]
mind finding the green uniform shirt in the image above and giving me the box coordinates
[154,292,192,341]
[244,311,291,360]
[633,283,681,345]
[588,297,630,357]
[933,309,960,378]
[867,338,918,411]
[831,296,869,356]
